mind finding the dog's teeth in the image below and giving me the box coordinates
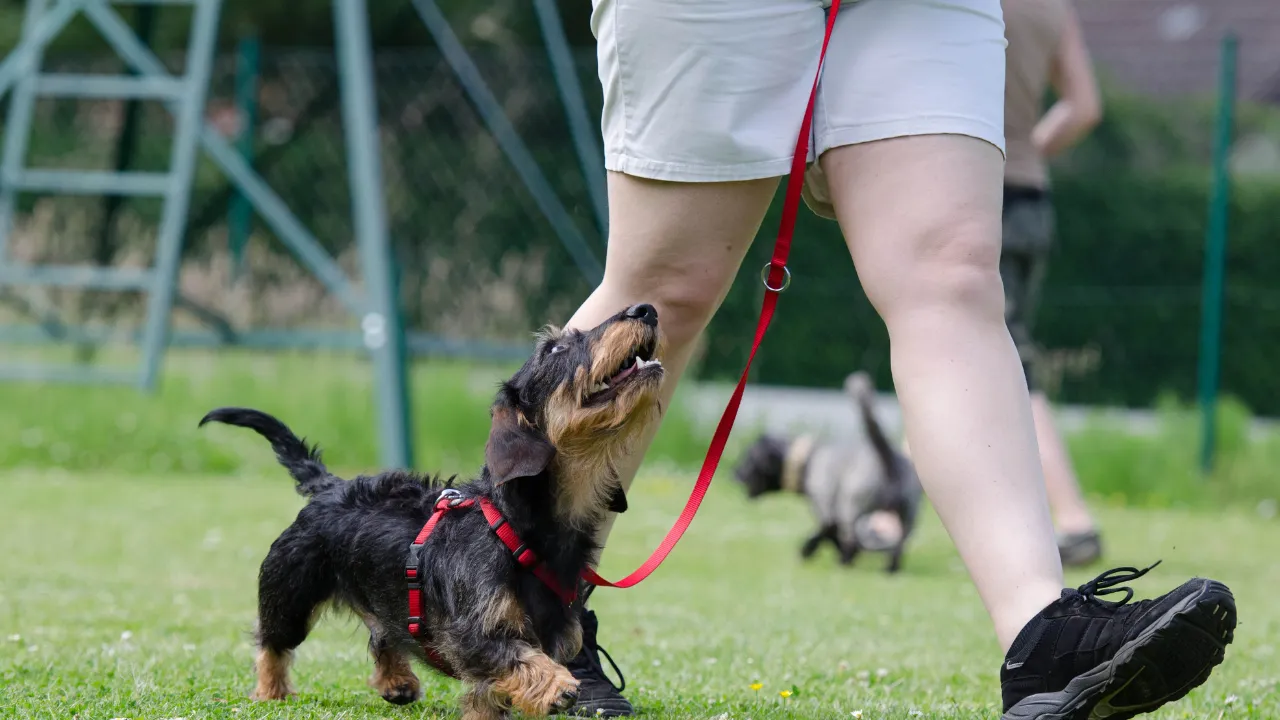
[590,382,608,394]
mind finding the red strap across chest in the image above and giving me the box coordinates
[405,493,578,677]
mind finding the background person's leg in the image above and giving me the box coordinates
[823,134,1063,650]
[1033,391,1094,535]
[1001,191,1101,562]
[1032,390,1103,567]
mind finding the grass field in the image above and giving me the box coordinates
[3,467,1277,719]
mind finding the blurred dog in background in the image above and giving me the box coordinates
[732,371,923,573]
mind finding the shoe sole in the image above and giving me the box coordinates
[1002,578,1236,720]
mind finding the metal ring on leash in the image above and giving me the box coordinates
[760,263,792,293]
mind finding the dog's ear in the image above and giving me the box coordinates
[485,405,556,485]
[606,485,628,514]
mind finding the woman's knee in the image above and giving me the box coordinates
[859,209,1006,328]
[598,260,733,347]
[593,175,776,346]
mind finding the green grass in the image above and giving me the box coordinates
[1066,394,1280,511]
[2,470,1277,719]
[0,349,718,478]
[1,349,1278,511]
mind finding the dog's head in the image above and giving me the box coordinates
[484,303,665,527]
[732,433,791,498]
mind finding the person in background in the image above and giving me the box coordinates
[1003,0,1105,567]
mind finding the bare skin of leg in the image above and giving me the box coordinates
[565,172,781,547]
[823,134,1064,650]
[854,394,1100,542]
[1031,390,1097,535]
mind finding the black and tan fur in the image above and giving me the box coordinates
[199,304,665,720]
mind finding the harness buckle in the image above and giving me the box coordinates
[438,488,468,509]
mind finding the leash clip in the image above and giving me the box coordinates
[760,262,791,293]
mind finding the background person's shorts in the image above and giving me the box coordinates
[590,0,1008,220]
[1000,186,1056,389]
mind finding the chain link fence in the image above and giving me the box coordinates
[2,28,1280,414]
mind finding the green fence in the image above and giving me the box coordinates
[2,35,1279,417]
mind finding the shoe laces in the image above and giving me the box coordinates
[1076,560,1162,606]
[573,585,627,693]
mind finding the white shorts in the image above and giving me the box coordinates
[591,0,1007,219]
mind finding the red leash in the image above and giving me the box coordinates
[583,0,842,591]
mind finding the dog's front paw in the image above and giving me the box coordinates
[497,653,580,717]
[371,668,422,705]
[376,676,422,702]
[551,682,580,714]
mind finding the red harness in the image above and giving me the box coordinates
[405,489,582,675]
[404,1,842,671]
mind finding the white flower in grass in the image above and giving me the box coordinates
[7,634,19,642]
[1225,695,1239,705]
[120,631,132,641]
[851,711,862,718]
[875,668,888,679]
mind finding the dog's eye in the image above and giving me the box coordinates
[549,344,566,355]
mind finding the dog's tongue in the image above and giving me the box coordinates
[609,359,638,385]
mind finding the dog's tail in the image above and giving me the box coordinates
[845,372,902,483]
[199,407,338,496]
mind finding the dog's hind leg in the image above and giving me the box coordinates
[836,529,862,566]
[252,524,334,701]
[364,616,421,705]
[885,543,905,574]
[800,524,837,560]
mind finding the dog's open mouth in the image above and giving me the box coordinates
[586,336,661,404]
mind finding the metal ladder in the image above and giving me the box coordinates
[0,0,223,388]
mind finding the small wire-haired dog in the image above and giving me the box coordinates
[732,371,922,573]
[200,303,665,720]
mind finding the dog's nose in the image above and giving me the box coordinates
[624,303,658,327]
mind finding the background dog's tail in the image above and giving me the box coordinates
[199,407,337,496]
[846,373,902,483]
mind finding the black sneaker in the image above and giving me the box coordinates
[1057,529,1103,567]
[1001,562,1236,720]
[561,587,633,717]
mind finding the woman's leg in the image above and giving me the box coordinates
[566,173,780,545]
[823,134,1063,649]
